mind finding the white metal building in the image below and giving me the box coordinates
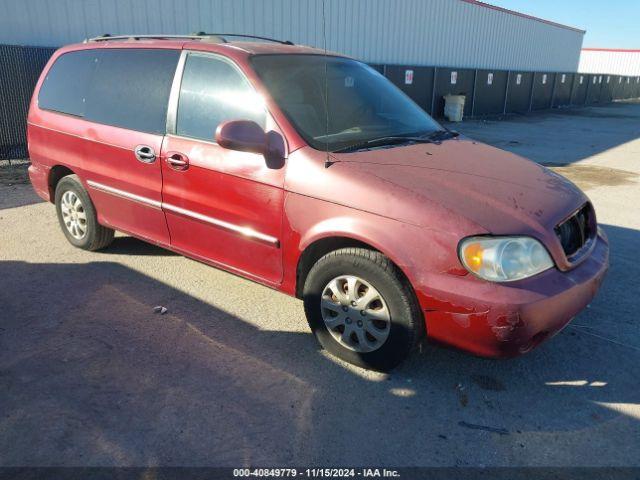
[579,49,640,76]
[0,0,585,71]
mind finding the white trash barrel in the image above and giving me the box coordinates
[444,94,465,122]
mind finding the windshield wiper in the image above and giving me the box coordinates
[333,135,437,153]
[427,129,460,141]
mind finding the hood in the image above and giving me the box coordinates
[287,137,588,241]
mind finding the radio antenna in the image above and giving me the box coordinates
[322,0,333,168]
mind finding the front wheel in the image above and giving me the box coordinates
[303,248,424,371]
[54,175,114,251]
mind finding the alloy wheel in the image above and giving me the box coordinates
[60,190,87,240]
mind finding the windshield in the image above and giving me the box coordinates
[251,54,442,152]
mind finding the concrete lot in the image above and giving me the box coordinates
[1,102,639,467]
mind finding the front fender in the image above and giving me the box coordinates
[279,191,463,298]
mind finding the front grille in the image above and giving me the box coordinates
[555,204,595,258]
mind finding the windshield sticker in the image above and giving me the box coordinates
[487,73,493,85]
[451,71,457,85]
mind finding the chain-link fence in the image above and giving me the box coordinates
[0,44,55,162]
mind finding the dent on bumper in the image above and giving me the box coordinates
[417,232,610,357]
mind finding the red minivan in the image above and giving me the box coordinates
[28,34,609,370]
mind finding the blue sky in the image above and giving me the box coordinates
[486,0,640,49]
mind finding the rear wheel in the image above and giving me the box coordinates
[303,248,423,371]
[54,175,114,251]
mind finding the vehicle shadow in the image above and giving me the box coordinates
[0,186,42,211]
[102,236,178,257]
[0,164,44,210]
[0,223,637,467]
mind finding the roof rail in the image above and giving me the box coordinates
[191,32,294,45]
[85,33,294,45]
[84,34,227,43]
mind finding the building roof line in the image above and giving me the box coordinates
[582,48,640,53]
[459,0,586,34]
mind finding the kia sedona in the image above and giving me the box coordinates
[27,34,609,371]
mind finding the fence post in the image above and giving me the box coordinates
[528,72,536,112]
[503,70,511,115]
[568,74,576,106]
[550,73,557,109]
[471,69,478,117]
[431,66,438,116]
[597,76,603,103]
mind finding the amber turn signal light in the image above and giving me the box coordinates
[462,242,484,272]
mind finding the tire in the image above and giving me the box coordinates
[54,174,114,251]
[303,247,424,371]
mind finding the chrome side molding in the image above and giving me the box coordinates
[86,180,162,209]
[162,202,279,247]
[86,180,279,247]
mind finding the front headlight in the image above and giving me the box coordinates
[458,236,554,282]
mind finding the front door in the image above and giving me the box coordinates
[160,51,285,284]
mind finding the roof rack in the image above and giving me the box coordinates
[85,33,294,45]
[85,34,226,43]
[191,32,294,45]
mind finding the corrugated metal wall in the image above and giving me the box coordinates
[579,49,640,76]
[0,0,584,71]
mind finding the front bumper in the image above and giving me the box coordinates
[416,230,610,357]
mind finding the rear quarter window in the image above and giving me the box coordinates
[38,50,98,117]
[38,48,180,134]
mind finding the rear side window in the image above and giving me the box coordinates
[87,49,179,134]
[38,48,180,134]
[176,53,265,141]
[38,50,97,117]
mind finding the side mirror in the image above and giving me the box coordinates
[216,120,267,155]
[215,120,285,168]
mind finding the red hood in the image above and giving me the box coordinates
[286,138,588,241]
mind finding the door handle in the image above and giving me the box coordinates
[134,145,156,163]
[166,152,189,170]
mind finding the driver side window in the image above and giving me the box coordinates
[176,53,266,141]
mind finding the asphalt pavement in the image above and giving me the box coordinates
[1,101,639,467]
